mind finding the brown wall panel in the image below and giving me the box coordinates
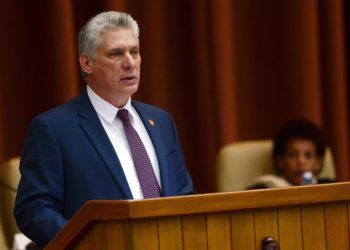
[301,204,326,250]
[106,220,129,249]
[325,202,350,249]
[207,212,232,250]
[131,218,159,250]
[182,214,208,250]
[254,208,279,249]
[278,206,303,250]
[88,222,107,249]
[158,216,183,250]
[230,210,255,250]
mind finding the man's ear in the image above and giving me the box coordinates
[79,54,93,75]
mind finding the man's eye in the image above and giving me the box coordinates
[110,51,122,57]
[131,49,139,56]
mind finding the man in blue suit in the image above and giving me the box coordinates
[14,11,194,247]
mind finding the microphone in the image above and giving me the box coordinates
[301,171,316,185]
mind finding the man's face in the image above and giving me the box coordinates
[277,138,321,185]
[82,28,141,107]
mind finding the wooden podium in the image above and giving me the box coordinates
[45,182,350,249]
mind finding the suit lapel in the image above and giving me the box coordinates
[132,101,170,196]
[76,90,133,199]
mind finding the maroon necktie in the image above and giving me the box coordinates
[117,109,161,198]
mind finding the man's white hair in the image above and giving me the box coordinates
[78,11,139,60]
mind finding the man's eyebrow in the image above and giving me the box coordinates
[105,48,122,55]
[107,45,139,51]
[108,48,123,52]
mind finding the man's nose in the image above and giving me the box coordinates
[122,53,136,69]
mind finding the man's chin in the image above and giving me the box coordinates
[123,84,139,96]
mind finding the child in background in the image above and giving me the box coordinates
[247,119,334,189]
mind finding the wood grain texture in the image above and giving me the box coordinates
[106,220,130,250]
[158,216,183,250]
[325,202,350,250]
[207,212,231,250]
[71,234,90,250]
[301,204,326,250]
[131,218,159,250]
[45,183,350,249]
[46,201,129,249]
[88,222,107,249]
[348,201,350,248]
[182,214,208,250]
[254,208,278,250]
[278,206,302,250]
[230,210,255,250]
[129,183,350,218]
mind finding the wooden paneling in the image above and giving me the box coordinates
[301,204,326,250]
[278,206,302,250]
[254,208,278,249]
[182,214,208,249]
[207,212,231,250]
[158,216,183,250]
[106,220,129,250]
[348,201,350,245]
[71,234,90,250]
[88,222,107,249]
[131,218,159,250]
[325,202,349,249]
[230,210,255,250]
[45,183,350,250]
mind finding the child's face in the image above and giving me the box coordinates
[277,138,321,185]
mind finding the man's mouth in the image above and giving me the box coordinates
[121,76,136,81]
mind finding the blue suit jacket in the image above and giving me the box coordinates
[14,90,194,246]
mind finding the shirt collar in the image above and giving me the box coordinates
[87,85,136,124]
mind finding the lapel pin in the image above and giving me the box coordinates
[149,119,155,126]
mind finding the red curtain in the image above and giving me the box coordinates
[0,0,349,192]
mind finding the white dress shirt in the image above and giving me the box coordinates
[87,86,161,199]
